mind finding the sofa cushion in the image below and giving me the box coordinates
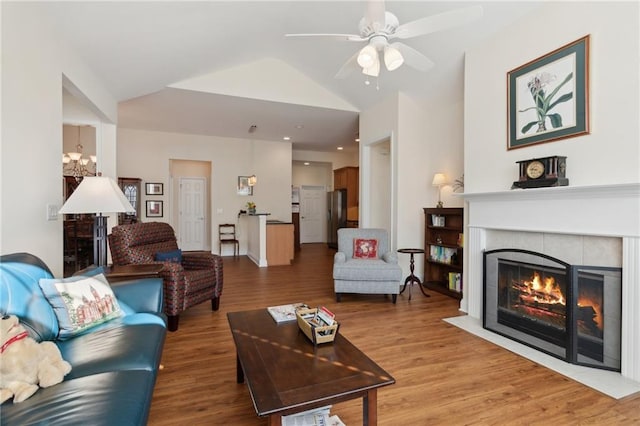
[39,274,123,340]
[57,321,165,380]
[353,238,378,259]
[333,259,402,281]
[0,371,157,426]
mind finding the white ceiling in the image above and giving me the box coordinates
[40,1,541,152]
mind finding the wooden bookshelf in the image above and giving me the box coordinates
[423,207,464,299]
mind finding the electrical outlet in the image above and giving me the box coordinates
[46,204,59,221]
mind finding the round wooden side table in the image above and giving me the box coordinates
[397,248,430,301]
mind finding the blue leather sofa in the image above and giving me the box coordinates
[0,252,166,425]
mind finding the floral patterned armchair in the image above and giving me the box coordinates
[108,222,223,331]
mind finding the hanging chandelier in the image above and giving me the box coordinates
[63,126,96,180]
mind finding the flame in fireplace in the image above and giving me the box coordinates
[525,272,565,305]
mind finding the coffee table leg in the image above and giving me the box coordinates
[363,388,377,425]
[236,354,244,384]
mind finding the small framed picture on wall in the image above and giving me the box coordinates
[146,200,163,217]
[145,182,164,195]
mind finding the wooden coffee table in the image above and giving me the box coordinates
[227,309,395,425]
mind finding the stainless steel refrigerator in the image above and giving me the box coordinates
[327,189,347,249]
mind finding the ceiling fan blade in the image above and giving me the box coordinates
[364,0,386,33]
[393,5,483,40]
[392,42,434,72]
[334,50,361,79]
[285,33,366,42]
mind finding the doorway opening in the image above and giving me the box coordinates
[170,160,212,251]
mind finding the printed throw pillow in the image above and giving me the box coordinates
[155,249,182,263]
[353,238,378,259]
[39,273,123,340]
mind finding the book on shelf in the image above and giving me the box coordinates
[267,303,307,323]
[429,245,456,264]
[431,214,445,227]
[448,272,462,292]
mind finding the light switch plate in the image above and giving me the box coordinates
[46,204,59,221]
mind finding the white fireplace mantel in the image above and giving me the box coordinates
[461,183,640,382]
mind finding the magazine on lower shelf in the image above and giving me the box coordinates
[267,303,307,323]
[281,406,345,426]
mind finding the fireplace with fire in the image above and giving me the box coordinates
[484,249,622,371]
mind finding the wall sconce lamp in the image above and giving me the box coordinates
[432,173,448,208]
[247,175,257,186]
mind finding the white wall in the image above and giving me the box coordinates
[465,1,640,193]
[359,92,465,281]
[1,3,118,276]
[117,128,292,255]
[292,162,332,190]
[292,149,358,171]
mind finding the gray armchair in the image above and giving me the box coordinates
[333,228,402,303]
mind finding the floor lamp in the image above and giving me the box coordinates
[59,175,134,267]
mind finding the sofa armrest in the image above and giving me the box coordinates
[182,251,219,270]
[110,277,164,314]
[334,252,346,263]
[382,251,398,264]
[182,252,223,297]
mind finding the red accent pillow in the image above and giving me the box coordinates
[353,238,378,259]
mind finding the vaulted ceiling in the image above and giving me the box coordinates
[40,1,541,152]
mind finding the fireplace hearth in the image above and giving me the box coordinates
[484,249,622,371]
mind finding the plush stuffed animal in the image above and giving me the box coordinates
[0,314,71,403]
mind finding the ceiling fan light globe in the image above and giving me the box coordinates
[384,45,404,71]
[357,45,378,69]
[362,59,380,77]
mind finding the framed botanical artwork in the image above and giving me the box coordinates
[145,182,163,195]
[146,200,163,217]
[507,35,590,150]
[237,176,253,196]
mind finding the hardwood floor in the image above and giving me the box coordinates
[148,244,640,425]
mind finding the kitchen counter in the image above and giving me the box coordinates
[245,214,294,267]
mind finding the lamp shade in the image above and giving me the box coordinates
[362,58,380,77]
[357,44,378,69]
[384,45,404,71]
[59,176,135,215]
[432,173,448,187]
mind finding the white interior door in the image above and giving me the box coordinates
[300,185,326,243]
[179,177,206,250]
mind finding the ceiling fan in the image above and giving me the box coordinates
[286,1,483,79]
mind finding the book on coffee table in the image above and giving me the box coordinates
[267,303,306,324]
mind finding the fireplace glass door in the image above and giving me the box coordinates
[484,249,621,371]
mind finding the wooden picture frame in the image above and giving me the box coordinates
[237,176,253,196]
[507,35,590,150]
[145,182,163,195]
[146,200,163,217]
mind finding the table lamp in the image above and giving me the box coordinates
[432,173,448,208]
[59,175,135,267]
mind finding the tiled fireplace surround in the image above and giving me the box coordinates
[460,183,640,387]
